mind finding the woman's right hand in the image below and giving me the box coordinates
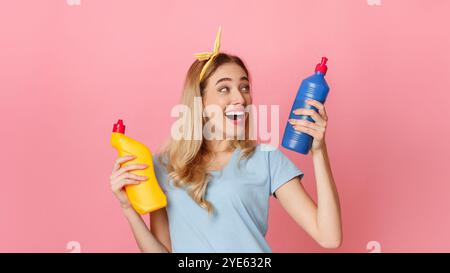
[109,155,148,210]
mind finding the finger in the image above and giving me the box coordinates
[288,119,325,133]
[293,125,323,139]
[306,99,328,121]
[112,155,136,172]
[111,179,142,192]
[111,173,147,190]
[113,172,148,183]
[293,108,326,126]
[111,163,148,179]
[110,173,147,187]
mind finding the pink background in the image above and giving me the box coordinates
[1,0,449,253]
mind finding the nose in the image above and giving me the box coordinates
[230,88,245,105]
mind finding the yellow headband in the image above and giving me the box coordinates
[194,26,222,81]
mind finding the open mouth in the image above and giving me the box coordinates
[225,111,245,121]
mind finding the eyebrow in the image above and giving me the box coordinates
[215,76,249,86]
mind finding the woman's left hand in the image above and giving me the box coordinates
[288,99,328,153]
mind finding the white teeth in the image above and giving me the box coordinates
[225,111,245,121]
[225,111,244,116]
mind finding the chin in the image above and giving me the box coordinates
[223,120,246,139]
[225,127,247,140]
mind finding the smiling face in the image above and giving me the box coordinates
[202,62,252,140]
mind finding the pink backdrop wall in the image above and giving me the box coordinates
[1,0,449,253]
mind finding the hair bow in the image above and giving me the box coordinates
[194,26,222,81]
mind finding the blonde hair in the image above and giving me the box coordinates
[159,53,257,214]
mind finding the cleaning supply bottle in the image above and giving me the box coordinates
[282,57,330,154]
[110,119,167,214]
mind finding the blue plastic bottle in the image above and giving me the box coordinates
[282,57,330,154]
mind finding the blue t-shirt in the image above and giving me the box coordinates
[152,144,304,253]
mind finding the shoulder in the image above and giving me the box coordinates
[152,153,163,168]
[253,144,297,167]
[152,153,170,191]
[152,153,169,178]
[243,144,284,165]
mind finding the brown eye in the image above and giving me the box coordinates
[218,86,229,93]
[241,85,250,93]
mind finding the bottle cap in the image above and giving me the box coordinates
[112,119,126,134]
[315,57,328,75]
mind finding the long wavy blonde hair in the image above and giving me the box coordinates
[159,53,257,214]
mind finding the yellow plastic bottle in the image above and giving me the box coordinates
[110,119,167,214]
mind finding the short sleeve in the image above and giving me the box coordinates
[268,148,304,197]
[152,154,168,193]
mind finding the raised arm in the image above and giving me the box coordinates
[280,99,342,248]
[275,144,342,249]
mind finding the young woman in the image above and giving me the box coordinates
[109,30,342,253]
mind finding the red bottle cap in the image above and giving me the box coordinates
[112,119,126,134]
[315,57,328,75]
